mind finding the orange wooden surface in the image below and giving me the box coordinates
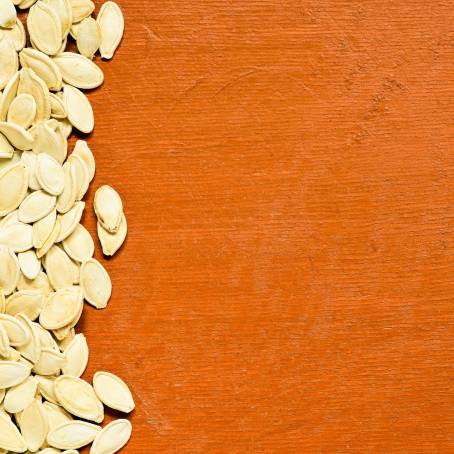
[81,1,454,452]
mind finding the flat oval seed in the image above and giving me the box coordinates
[7,93,36,129]
[56,162,77,214]
[0,361,31,388]
[76,16,100,59]
[62,333,88,377]
[39,286,82,330]
[32,122,67,164]
[97,1,124,60]
[90,419,132,454]
[18,67,51,122]
[0,36,19,90]
[21,150,41,191]
[36,216,60,258]
[33,347,65,375]
[0,245,20,295]
[19,190,56,223]
[93,185,123,233]
[62,224,94,262]
[36,376,59,405]
[0,411,27,453]
[18,250,41,279]
[80,258,112,309]
[0,162,28,216]
[47,421,100,450]
[5,290,44,320]
[4,376,37,414]
[0,18,26,51]
[27,2,63,56]
[93,371,135,413]
[67,153,89,201]
[64,84,94,133]
[15,313,41,363]
[0,70,19,121]
[72,140,95,181]
[0,221,33,252]
[0,121,33,150]
[54,375,104,423]
[33,208,56,249]
[20,48,63,91]
[56,201,84,242]
[44,245,74,289]
[19,399,48,452]
[36,153,65,195]
[0,314,30,346]
[50,92,67,118]
[42,0,73,37]
[52,52,104,89]
[0,0,16,28]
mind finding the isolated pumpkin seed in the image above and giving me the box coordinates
[80,258,112,309]
[44,244,74,289]
[93,371,135,413]
[0,221,33,252]
[7,93,37,129]
[0,245,20,295]
[19,47,63,91]
[97,1,124,60]
[36,153,65,195]
[62,224,94,262]
[94,185,123,233]
[3,375,37,413]
[97,212,127,257]
[0,411,27,452]
[53,52,104,89]
[47,420,100,450]
[27,1,63,56]
[0,360,31,388]
[90,419,132,454]
[0,0,17,28]
[6,289,44,320]
[62,333,88,377]
[68,0,94,23]
[19,398,48,452]
[76,16,100,59]
[19,190,56,223]
[64,84,94,133]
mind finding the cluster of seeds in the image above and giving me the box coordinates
[0,0,134,452]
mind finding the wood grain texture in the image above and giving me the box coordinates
[79,0,454,452]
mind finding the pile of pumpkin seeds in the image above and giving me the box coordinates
[0,0,134,452]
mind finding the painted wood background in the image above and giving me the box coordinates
[81,0,454,452]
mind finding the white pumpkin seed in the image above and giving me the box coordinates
[47,420,100,450]
[53,52,103,89]
[17,250,41,280]
[39,286,83,329]
[68,0,94,23]
[0,0,17,28]
[32,346,65,375]
[36,153,65,195]
[19,190,56,223]
[80,258,111,309]
[93,371,135,413]
[0,245,20,295]
[7,93,37,129]
[17,270,52,295]
[97,212,127,256]
[49,92,67,118]
[0,69,19,120]
[93,185,123,233]
[67,153,89,201]
[56,162,76,213]
[0,313,30,346]
[97,1,124,60]
[44,245,74,289]
[19,398,48,452]
[0,221,33,252]
[0,121,33,150]
[56,201,84,242]
[18,67,51,121]
[42,0,72,38]
[0,18,26,51]
[6,289,44,320]
[4,375,37,413]
[61,333,88,377]
[62,224,93,262]
[76,16,100,59]
[90,419,132,454]
[0,411,27,452]
[63,84,94,133]
[0,360,31,388]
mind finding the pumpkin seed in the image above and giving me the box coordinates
[7,93,37,129]
[93,371,135,413]
[0,411,27,452]
[90,419,132,454]
[61,333,88,377]
[19,190,56,223]
[97,212,127,256]
[64,84,94,133]
[0,361,31,389]
[53,52,103,89]
[47,420,100,450]
[17,250,41,280]
[18,398,48,452]
[97,1,124,60]
[76,16,100,59]
[0,0,16,28]
[68,0,94,23]
[6,289,44,320]
[80,258,111,309]
[3,375,37,413]
[0,18,26,51]
[62,223,94,262]
[36,153,65,195]
[93,185,123,233]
